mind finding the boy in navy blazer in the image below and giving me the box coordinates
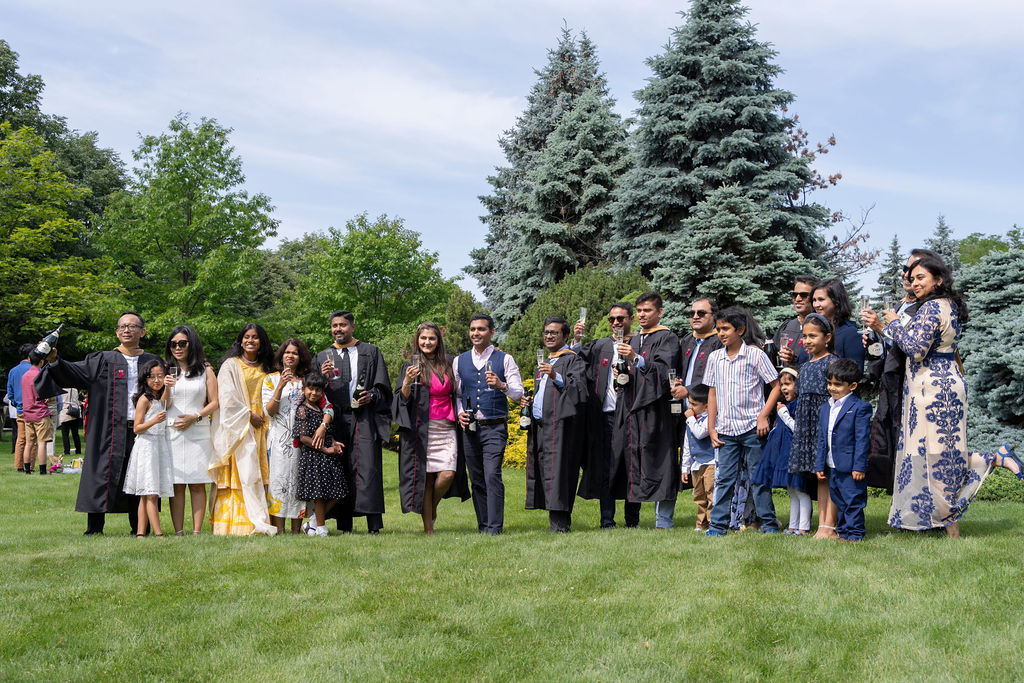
[815,358,873,541]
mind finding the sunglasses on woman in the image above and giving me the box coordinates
[169,340,189,349]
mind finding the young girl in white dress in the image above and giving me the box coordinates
[164,325,219,535]
[124,358,174,537]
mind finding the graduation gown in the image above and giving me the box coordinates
[315,341,392,516]
[610,327,682,503]
[391,358,470,514]
[36,351,158,514]
[525,350,587,512]
[576,336,617,500]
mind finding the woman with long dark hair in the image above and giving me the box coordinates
[392,322,469,533]
[262,338,314,534]
[799,278,866,370]
[163,324,219,535]
[866,255,1023,537]
[209,323,277,535]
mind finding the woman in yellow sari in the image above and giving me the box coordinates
[209,323,277,536]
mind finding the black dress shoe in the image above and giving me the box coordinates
[83,530,103,536]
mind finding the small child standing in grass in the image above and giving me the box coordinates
[680,383,716,532]
[816,358,873,542]
[294,372,347,537]
[753,368,811,534]
[703,306,782,536]
[124,359,174,537]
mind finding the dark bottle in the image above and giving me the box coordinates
[865,330,884,363]
[350,373,367,409]
[35,323,63,356]
[519,391,532,430]
[465,395,478,433]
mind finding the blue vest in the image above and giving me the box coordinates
[687,416,715,466]
[458,350,508,419]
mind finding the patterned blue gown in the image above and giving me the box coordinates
[885,299,994,530]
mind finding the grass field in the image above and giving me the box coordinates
[2,453,1024,681]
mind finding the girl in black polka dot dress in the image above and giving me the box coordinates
[294,372,347,537]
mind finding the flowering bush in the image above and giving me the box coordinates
[503,377,534,469]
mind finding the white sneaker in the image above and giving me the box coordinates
[315,526,328,537]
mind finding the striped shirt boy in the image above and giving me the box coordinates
[703,342,778,436]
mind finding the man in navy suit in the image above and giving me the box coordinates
[815,357,873,542]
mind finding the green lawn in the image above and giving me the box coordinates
[2,454,1023,681]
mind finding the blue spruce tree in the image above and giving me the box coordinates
[468,28,610,331]
[610,0,827,281]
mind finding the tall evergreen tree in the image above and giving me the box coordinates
[872,235,904,308]
[926,214,961,275]
[467,27,610,331]
[652,185,817,333]
[609,0,827,277]
[499,88,631,317]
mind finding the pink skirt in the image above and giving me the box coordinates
[426,419,457,473]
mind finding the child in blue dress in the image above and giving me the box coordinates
[753,367,809,533]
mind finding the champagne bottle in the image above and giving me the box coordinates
[519,391,532,430]
[865,330,884,362]
[351,373,367,409]
[35,323,63,356]
[613,328,630,388]
[465,395,478,433]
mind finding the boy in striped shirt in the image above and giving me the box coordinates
[703,306,783,536]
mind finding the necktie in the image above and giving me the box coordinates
[339,348,351,398]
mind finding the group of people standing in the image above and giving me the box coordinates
[23,248,1024,539]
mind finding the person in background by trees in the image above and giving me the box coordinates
[393,322,470,534]
[455,314,525,535]
[776,276,817,368]
[58,387,82,460]
[7,344,33,472]
[574,302,641,528]
[864,255,1024,537]
[35,312,159,534]
[163,325,219,536]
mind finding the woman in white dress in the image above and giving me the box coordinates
[263,338,316,534]
[163,325,219,535]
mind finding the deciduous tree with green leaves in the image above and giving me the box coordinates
[0,123,124,367]
[96,113,278,351]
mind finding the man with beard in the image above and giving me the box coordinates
[315,310,392,534]
[574,302,642,528]
[35,313,158,535]
[522,317,587,532]
[610,292,682,525]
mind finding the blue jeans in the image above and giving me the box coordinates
[655,499,675,528]
[708,429,778,533]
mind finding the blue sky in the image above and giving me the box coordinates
[6,1,1023,296]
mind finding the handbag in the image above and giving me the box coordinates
[66,404,81,419]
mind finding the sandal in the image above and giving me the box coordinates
[175,530,185,536]
[997,444,1024,480]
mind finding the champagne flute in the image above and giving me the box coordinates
[536,348,545,377]
[485,359,494,391]
[411,353,421,385]
[579,307,587,342]
[667,367,677,392]
[614,328,624,344]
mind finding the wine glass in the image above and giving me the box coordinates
[614,328,624,344]
[667,367,677,392]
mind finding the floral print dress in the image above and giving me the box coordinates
[885,298,995,530]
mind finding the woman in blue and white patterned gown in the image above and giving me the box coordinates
[867,255,1023,537]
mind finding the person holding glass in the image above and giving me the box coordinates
[163,325,219,535]
[775,275,817,367]
[862,255,1024,537]
[393,322,470,534]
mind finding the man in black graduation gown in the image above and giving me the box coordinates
[315,310,392,534]
[574,302,641,528]
[677,298,723,400]
[35,312,158,535]
[610,292,683,517]
[522,317,587,532]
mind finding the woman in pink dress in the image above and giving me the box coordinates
[392,322,470,534]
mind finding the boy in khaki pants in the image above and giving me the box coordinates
[680,384,716,531]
